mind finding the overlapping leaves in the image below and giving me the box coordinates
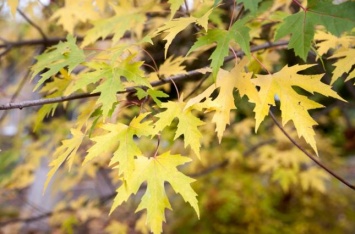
[275,0,355,60]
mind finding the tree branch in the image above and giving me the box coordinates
[17,9,48,41]
[269,110,355,190]
[0,40,289,111]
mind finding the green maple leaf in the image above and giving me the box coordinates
[110,152,199,234]
[275,0,355,60]
[84,113,153,178]
[188,20,250,79]
[31,35,85,90]
[237,0,262,12]
[135,88,169,107]
[153,100,204,158]
[71,56,151,118]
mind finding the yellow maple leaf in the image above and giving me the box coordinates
[158,56,188,78]
[314,31,355,57]
[154,99,204,158]
[330,48,355,84]
[84,113,153,178]
[44,128,85,192]
[252,64,345,154]
[156,8,212,58]
[51,0,101,34]
[110,152,199,234]
[185,58,259,142]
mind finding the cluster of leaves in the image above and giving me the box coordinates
[1,0,355,233]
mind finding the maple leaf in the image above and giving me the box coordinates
[84,113,153,178]
[237,0,262,13]
[168,0,185,18]
[44,128,85,191]
[51,0,100,34]
[34,69,72,131]
[158,56,188,78]
[31,35,85,90]
[329,48,355,84]
[252,64,345,154]
[275,0,355,60]
[188,20,250,79]
[81,6,145,47]
[156,9,212,58]
[153,100,204,158]
[135,88,169,107]
[70,56,151,118]
[110,152,199,234]
[185,58,259,142]
[314,31,355,57]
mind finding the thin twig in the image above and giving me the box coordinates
[0,46,45,123]
[0,41,289,111]
[269,110,355,190]
[17,9,48,41]
[184,75,209,99]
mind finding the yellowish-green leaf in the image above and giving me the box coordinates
[110,152,199,234]
[252,64,345,154]
[85,113,153,178]
[81,6,145,47]
[70,56,150,119]
[156,9,212,58]
[34,70,72,131]
[31,35,85,90]
[44,128,85,192]
[154,100,204,157]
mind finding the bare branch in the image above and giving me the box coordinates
[17,9,48,41]
[269,110,355,190]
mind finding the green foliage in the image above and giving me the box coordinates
[275,0,355,60]
[189,20,250,79]
[31,35,85,90]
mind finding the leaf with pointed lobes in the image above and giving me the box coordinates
[274,0,355,60]
[153,98,204,158]
[252,64,346,155]
[31,35,85,91]
[156,8,213,58]
[110,152,199,234]
[84,113,153,178]
[188,20,250,79]
[44,128,85,192]
[185,58,258,143]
